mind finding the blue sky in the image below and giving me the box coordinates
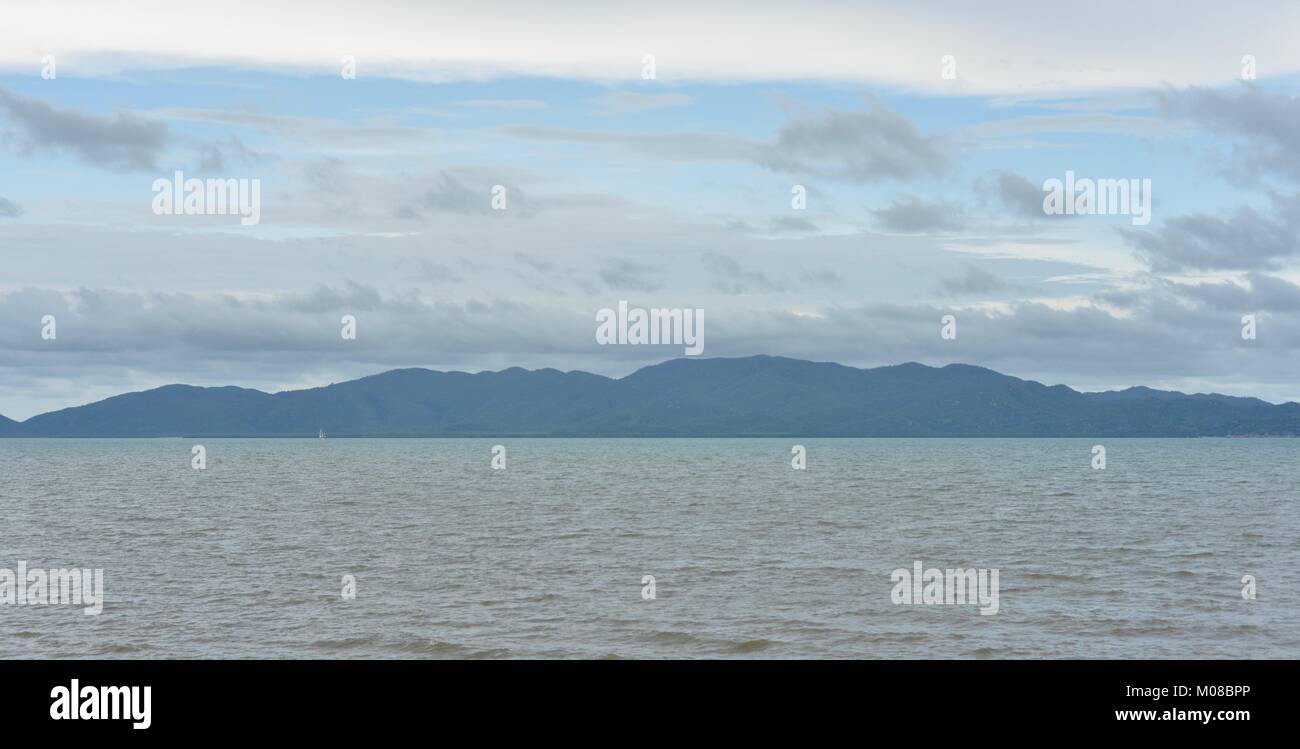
[2,1,1300,419]
[0,71,1255,222]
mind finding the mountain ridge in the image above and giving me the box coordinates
[2,355,1298,437]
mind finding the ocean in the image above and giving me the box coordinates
[1,437,1295,659]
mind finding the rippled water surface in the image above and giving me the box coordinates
[1,438,1296,659]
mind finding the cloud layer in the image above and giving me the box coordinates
[4,1,1300,92]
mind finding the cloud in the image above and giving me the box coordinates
[980,171,1051,220]
[966,113,1177,140]
[760,102,949,181]
[598,258,664,292]
[702,253,783,294]
[592,92,693,114]
[283,281,384,314]
[405,257,466,286]
[505,100,948,182]
[1121,193,1300,272]
[5,1,1300,92]
[0,86,168,171]
[159,107,436,150]
[396,170,537,219]
[1174,273,1300,312]
[799,268,843,287]
[513,252,557,274]
[195,136,263,174]
[0,196,22,218]
[871,196,966,233]
[1154,86,1300,184]
[768,216,819,234]
[502,124,761,161]
[941,265,1008,295]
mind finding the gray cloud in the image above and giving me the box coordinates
[284,282,384,314]
[1170,273,1300,313]
[301,156,347,193]
[871,196,966,233]
[195,136,263,174]
[397,171,537,219]
[0,196,22,218]
[941,264,1008,295]
[769,215,819,233]
[403,257,466,286]
[598,258,663,292]
[503,100,949,182]
[703,253,783,295]
[762,102,949,181]
[0,86,167,171]
[1121,193,1300,272]
[798,267,843,287]
[979,170,1052,220]
[1154,86,1300,184]
[972,170,1071,224]
[513,252,556,274]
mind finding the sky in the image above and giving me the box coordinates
[2,1,1300,419]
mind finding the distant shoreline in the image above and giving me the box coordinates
[4,356,1298,438]
[2,434,1295,440]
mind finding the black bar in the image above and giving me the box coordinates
[0,660,1280,736]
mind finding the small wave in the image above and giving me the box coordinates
[650,630,699,644]
[314,637,375,650]
[1022,572,1087,581]
[94,643,148,654]
[869,633,928,643]
[389,638,512,658]
[1085,621,1181,636]
[523,593,562,604]
[390,638,471,654]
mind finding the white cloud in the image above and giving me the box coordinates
[454,99,547,110]
[4,1,1298,92]
[592,92,693,113]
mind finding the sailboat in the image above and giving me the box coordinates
[318,429,326,439]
